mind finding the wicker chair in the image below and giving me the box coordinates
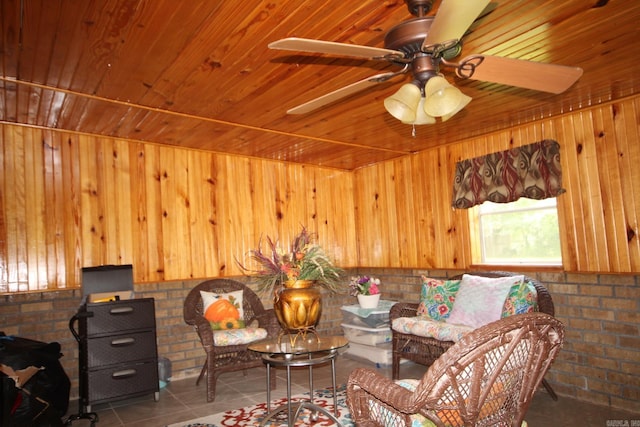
[390,271,558,400]
[347,312,565,427]
[183,279,281,402]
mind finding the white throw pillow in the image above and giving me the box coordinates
[446,274,524,328]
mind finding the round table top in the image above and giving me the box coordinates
[248,334,348,356]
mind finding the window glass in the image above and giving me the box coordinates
[470,197,562,265]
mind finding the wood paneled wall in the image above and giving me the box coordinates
[354,150,468,268]
[354,96,640,272]
[0,127,356,292]
[1,96,639,292]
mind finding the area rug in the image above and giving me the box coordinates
[167,385,353,427]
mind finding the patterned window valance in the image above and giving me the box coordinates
[451,139,565,209]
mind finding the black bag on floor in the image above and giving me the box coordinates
[0,333,70,427]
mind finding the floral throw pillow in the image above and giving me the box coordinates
[416,276,461,321]
[502,279,538,317]
[200,290,245,330]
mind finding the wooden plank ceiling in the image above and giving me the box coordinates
[1,0,639,171]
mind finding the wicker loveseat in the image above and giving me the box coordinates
[390,271,558,400]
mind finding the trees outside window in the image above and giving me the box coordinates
[469,197,562,266]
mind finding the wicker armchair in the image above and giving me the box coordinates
[183,279,281,402]
[347,312,565,427]
[390,271,558,400]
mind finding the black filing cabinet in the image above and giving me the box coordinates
[74,298,159,411]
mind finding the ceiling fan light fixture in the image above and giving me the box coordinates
[384,83,422,122]
[441,92,472,122]
[402,97,436,125]
[423,75,463,117]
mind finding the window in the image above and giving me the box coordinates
[469,197,562,266]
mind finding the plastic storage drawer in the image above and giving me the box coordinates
[85,360,158,404]
[340,300,395,328]
[345,342,393,366]
[341,323,392,345]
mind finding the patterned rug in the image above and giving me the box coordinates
[167,385,353,427]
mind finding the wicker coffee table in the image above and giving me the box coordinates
[248,335,348,427]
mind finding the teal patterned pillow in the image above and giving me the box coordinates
[501,279,538,317]
[417,276,461,321]
[369,379,438,427]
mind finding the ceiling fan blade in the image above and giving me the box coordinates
[461,55,583,94]
[287,72,404,114]
[269,37,404,60]
[423,0,491,47]
[465,2,498,35]
[477,2,499,20]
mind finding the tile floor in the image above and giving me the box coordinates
[64,354,640,427]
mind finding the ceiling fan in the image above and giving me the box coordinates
[269,0,583,125]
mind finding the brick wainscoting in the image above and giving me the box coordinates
[1,269,638,413]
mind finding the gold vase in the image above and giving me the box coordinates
[273,279,322,336]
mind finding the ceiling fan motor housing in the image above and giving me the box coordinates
[411,54,439,86]
[384,17,462,61]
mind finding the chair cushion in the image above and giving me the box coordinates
[366,379,436,427]
[200,290,246,330]
[397,379,441,427]
[212,327,268,346]
[391,379,528,427]
[502,279,538,317]
[392,316,473,342]
[416,276,461,321]
[446,274,524,329]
